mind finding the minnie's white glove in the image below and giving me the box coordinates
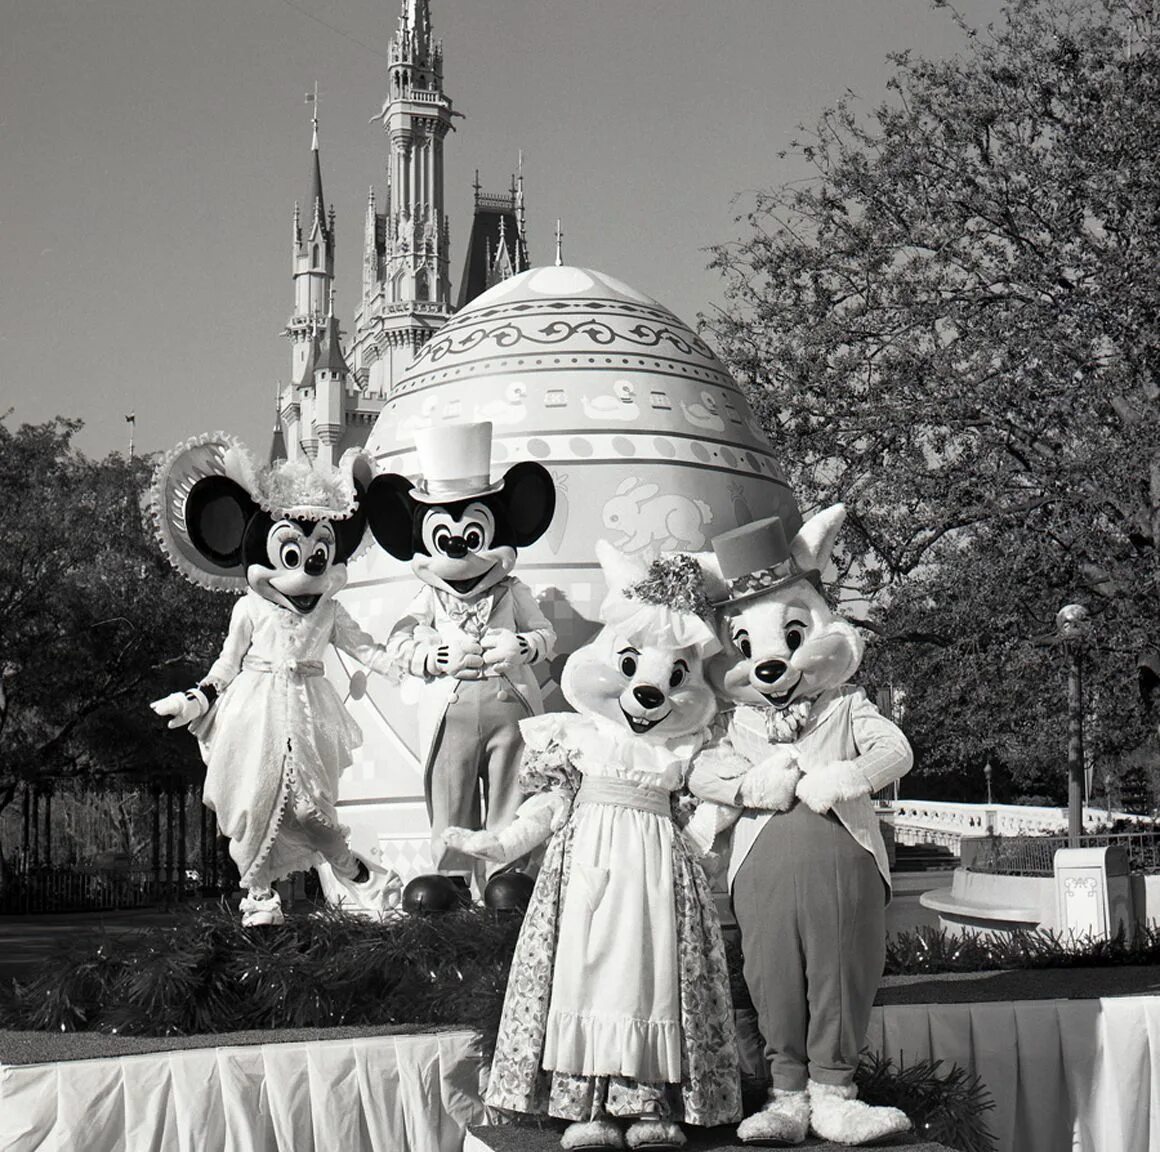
[150,690,208,730]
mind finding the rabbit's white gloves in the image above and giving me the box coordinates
[739,746,802,811]
[795,760,872,814]
[442,791,569,863]
[150,690,209,730]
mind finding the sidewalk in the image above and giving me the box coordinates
[887,869,954,936]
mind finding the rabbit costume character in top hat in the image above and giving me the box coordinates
[445,543,741,1152]
[366,422,557,877]
[149,434,402,927]
[688,506,912,1147]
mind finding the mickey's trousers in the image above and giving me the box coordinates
[731,802,887,1091]
[426,675,534,875]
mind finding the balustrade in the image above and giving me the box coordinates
[891,799,1147,855]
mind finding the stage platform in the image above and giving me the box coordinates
[464,1125,951,1151]
[3,984,1160,1151]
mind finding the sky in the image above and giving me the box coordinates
[1,0,1007,462]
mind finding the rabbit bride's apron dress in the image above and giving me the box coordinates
[485,712,740,1125]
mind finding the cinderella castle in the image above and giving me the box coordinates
[273,0,531,466]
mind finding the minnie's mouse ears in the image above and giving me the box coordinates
[150,433,254,592]
[150,433,375,591]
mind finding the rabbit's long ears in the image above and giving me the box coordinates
[595,539,651,596]
[790,504,847,574]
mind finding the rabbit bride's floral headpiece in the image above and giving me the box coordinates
[597,542,721,659]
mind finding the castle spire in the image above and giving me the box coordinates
[398,0,433,62]
[316,286,349,374]
[515,151,526,272]
[306,84,324,233]
[349,0,454,404]
[269,381,288,465]
[285,90,336,402]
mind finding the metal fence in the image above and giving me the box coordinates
[0,779,238,913]
[964,831,1160,876]
[0,859,217,914]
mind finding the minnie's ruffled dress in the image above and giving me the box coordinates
[485,711,740,1125]
[192,589,390,887]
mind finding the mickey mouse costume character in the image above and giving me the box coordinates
[688,507,912,1146]
[148,434,402,927]
[366,422,557,878]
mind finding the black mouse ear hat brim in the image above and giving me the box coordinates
[150,432,253,592]
[150,434,374,590]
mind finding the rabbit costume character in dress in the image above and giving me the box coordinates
[445,543,740,1151]
[148,435,402,927]
[688,506,912,1146]
[365,422,557,880]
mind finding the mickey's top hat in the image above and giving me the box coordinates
[710,516,821,606]
[410,421,504,504]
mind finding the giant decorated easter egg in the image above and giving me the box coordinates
[331,265,799,876]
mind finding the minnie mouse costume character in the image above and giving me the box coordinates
[446,544,740,1151]
[365,422,557,877]
[689,507,912,1146]
[148,434,401,927]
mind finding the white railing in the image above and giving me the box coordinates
[890,800,1146,855]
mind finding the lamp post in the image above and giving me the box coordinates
[1055,604,1092,849]
[984,759,993,806]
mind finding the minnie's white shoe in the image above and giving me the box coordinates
[737,1087,810,1145]
[240,890,284,928]
[807,1080,910,1146]
[320,856,403,918]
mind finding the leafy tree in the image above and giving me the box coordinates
[0,417,231,832]
[707,0,1160,797]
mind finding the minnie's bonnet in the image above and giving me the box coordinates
[149,431,373,591]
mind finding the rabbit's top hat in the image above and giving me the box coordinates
[711,516,821,606]
[411,421,504,505]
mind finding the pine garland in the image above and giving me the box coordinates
[0,904,522,1043]
[884,921,1160,975]
[857,1052,995,1152]
[8,915,1157,1033]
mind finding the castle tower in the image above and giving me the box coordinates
[350,0,455,401]
[268,381,288,464]
[457,163,529,309]
[286,101,334,390]
[312,289,352,469]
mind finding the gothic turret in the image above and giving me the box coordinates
[268,382,288,465]
[458,161,529,308]
[311,290,351,468]
[350,0,455,401]
[286,101,335,390]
